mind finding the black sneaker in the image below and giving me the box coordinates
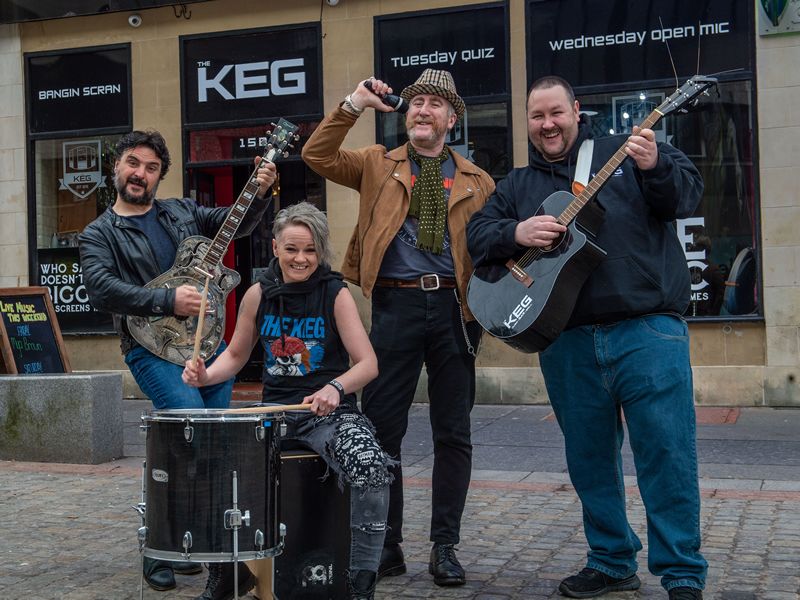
[559,567,641,598]
[194,562,255,600]
[377,544,406,580]
[668,587,703,600]
[347,570,377,600]
[428,543,465,586]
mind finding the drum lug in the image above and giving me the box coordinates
[255,424,266,442]
[132,502,146,517]
[280,423,287,437]
[224,508,250,529]
[182,531,193,557]
[183,424,194,443]
[254,529,265,550]
[137,526,148,552]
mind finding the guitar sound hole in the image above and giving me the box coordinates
[541,230,567,253]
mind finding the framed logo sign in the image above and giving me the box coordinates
[181,24,322,126]
[25,44,131,136]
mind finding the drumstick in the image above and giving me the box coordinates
[223,404,313,415]
[191,275,211,367]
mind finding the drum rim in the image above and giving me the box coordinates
[142,408,282,422]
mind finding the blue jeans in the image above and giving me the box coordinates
[539,315,707,591]
[125,343,234,410]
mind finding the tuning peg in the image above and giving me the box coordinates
[286,143,295,149]
[270,122,277,128]
[282,151,289,158]
[293,134,300,141]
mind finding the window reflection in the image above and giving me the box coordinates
[579,80,758,319]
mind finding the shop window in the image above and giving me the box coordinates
[379,101,511,181]
[577,80,759,319]
[33,135,119,332]
[34,136,117,249]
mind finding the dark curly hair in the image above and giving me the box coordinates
[114,130,172,180]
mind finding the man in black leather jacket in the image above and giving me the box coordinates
[78,130,275,596]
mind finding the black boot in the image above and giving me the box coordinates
[428,543,465,586]
[348,570,377,600]
[173,560,203,575]
[377,544,406,581]
[194,562,255,600]
[143,556,176,591]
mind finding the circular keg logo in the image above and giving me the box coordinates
[151,469,169,483]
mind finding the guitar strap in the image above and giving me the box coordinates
[571,139,605,237]
[573,139,593,191]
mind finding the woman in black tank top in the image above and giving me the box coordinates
[183,202,391,600]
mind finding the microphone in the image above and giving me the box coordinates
[363,80,408,114]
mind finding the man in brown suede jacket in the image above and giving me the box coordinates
[302,69,494,588]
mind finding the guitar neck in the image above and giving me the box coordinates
[197,146,280,273]
[559,108,664,226]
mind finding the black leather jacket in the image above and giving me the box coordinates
[78,195,270,354]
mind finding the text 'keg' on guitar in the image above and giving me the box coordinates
[127,119,299,365]
[466,76,718,354]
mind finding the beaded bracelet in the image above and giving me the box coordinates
[342,94,363,116]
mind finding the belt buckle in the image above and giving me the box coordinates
[419,274,440,291]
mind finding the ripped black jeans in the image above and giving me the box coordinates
[282,405,393,573]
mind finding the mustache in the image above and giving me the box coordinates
[126,176,147,188]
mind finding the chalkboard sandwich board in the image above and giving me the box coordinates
[0,287,71,374]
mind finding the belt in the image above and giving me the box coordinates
[374,274,457,291]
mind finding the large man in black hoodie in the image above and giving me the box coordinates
[467,77,707,600]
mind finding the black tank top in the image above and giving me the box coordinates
[257,270,352,406]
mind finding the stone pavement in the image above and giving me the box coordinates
[2,405,800,599]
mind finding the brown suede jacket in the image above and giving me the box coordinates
[301,106,495,320]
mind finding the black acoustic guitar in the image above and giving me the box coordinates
[467,76,717,354]
[127,119,298,365]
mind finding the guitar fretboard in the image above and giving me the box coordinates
[197,146,279,273]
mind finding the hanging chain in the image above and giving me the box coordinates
[454,289,479,358]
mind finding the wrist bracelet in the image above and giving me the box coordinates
[343,94,363,116]
[327,379,345,400]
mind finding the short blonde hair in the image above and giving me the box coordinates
[272,202,333,266]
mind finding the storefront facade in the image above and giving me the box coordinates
[0,0,797,405]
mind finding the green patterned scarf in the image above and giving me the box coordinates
[407,143,450,255]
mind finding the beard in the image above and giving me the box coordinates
[406,119,448,150]
[114,172,157,206]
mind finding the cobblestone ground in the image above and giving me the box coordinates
[2,462,800,599]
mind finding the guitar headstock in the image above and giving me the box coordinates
[657,75,718,117]
[263,118,300,162]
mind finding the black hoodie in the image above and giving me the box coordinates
[467,118,703,327]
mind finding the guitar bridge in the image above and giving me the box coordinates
[505,259,533,287]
